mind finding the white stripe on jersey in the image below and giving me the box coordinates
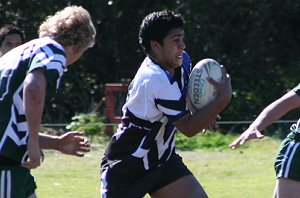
[157,104,182,116]
[13,84,24,117]
[132,139,149,158]
[155,120,175,159]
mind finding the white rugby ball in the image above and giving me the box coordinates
[188,58,222,110]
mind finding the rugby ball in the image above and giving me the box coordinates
[188,58,222,110]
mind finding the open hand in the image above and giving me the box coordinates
[57,131,90,157]
[229,127,264,149]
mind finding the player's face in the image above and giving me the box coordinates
[0,34,23,56]
[159,28,185,72]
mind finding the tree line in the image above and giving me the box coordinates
[1,0,300,134]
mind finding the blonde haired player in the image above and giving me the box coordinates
[0,5,96,198]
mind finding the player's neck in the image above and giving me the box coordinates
[148,55,174,76]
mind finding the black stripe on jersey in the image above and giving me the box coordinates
[13,104,26,123]
[154,98,188,122]
[124,109,154,129]
[155,98,186,111]
[174,68,183,90]
[164,122,175,141]
[48,43,65,56]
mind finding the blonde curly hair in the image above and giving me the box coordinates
[39,5,96,51]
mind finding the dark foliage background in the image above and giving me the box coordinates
[1,0,300,135]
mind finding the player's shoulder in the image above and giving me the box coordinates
[22,37,64,54]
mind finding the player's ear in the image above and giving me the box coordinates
[72,44,82,54]
[150,40,160,51]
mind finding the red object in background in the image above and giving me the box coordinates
[105,83,129,124]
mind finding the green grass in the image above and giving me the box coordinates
[32,137,281,198]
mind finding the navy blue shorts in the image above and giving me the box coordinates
[100,153,192,198]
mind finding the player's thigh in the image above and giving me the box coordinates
[273,177,300,198]
[150,174,208,198]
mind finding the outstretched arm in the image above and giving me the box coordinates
[229,90,300,149]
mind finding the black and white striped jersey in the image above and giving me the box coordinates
[104,51,191,171]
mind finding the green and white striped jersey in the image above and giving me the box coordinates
[0,37,66,164]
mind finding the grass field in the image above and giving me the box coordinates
[32,137,280,198]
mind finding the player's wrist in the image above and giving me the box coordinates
[249,124,263,133]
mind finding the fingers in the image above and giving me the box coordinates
[207,65,231,87]
[22,156,42,169]
[229,138,243,150]
[208,121,219,131]
[80,138,91,149]
[74,146,91,157]
[220,65,227,75]
[207,76,218,87]
[229,129,265,149]
[220,65,231,80]
[73,135,90,147]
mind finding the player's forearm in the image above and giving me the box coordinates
[250,92,297,131]
[177,96,231,137]
[25,102,43,140]
[39,133,60,150]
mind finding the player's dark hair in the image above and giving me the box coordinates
[139,10,185,54]
[0,24,25,45]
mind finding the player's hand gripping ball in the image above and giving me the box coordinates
[188,58,222,110]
